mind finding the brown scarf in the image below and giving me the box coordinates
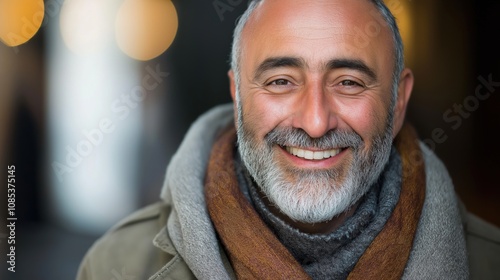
[205,123,425,279]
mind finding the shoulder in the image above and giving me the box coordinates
[458,201,500,280]
[419,142,500,279]
[76,201,174,280]
[109,200,169,231]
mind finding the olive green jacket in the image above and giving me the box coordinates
[76,200,500,280]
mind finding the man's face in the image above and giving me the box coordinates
[232,0,401,223]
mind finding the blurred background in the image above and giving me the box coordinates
[0,0,499,279]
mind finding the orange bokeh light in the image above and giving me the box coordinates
[0,0,45,47]
[115,0,178,61]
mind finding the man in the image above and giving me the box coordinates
[77,0,500,279]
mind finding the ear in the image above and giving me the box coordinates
[228,69,237,102]
[392,68,414,138]
[228,69,239,124]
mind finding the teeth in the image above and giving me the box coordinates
[285,146,340,160]
[313,151,323,160]
[297,148,305,157]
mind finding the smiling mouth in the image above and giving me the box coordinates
[284,146,342,160]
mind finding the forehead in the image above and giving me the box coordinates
[241,0,395,73]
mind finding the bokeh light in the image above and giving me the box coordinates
[59,0,113,54]
[0,0,45,47]
[115,0,178,61]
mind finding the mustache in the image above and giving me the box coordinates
[265,127,363,150]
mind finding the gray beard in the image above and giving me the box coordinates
[236,101,394,223]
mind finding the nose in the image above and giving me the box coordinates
[293,82,337,138]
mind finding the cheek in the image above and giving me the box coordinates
[336,96,390,141]
[241,93,291,138]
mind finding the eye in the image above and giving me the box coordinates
[264,78,297,94]
[268,79,292,86]
[339,79,361,87]
[334,79,365,95]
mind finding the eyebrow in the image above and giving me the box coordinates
[326,59,378,81]
[253,56,378,82]
[254,57,305,80]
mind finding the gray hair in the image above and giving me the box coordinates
[229,0,405,103]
